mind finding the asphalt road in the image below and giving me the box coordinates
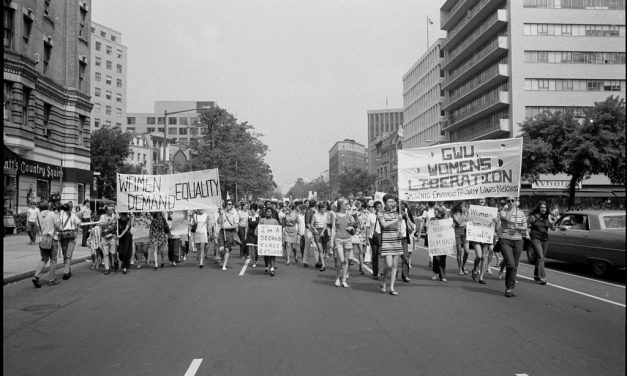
[4,247,625,376]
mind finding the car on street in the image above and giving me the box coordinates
[526,210,626,276]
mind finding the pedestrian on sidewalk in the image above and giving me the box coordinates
[26,202,40,245]
[58,202,81,281]
[79,199,91,247]
[32,202,59,287]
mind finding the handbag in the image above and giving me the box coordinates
[190,214,198,233]
[37,217,53,250]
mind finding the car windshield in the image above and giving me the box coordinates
[603,215,626,229]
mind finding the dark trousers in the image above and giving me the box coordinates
[500,238,523,290]
[81,219,90,246]
[369,237,380,277]
[433,255,447,278]
[168,238,181,262]
[118,235,133,269]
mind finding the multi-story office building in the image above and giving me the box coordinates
[329,139,368,194]
[4,0,93,213]
[439,0,626,143]
[402,38,449,149]
[125,101,215,144]
[90,22,127,130]
[367,109,403,177]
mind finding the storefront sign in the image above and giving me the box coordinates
[3,150,63,179]
[531,180,582,189]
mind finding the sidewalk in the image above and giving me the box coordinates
[3,233,92,285]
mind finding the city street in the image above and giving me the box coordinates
[4,244,625,376]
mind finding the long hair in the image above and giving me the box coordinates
[530,201,550,219]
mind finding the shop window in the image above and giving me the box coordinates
[37,179,50,202]
[78,184,85,204]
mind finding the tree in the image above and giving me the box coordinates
[286,177,331,201]
[286,178,307,199]
[119,161,145,175]
[337,168,376,198]
[91,126,132,199]
[190,106,277,201]
[521,96,625,209]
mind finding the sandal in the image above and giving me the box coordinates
[389,290,398,296]
[379,283,386,293]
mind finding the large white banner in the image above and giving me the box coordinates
[257,224,283,256]
[116,169,222,212]
[426,218,456,257]
[466,205,498,244]
[398,138,523,202]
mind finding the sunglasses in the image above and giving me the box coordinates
[509,199,518,203]
[226,203,232,206]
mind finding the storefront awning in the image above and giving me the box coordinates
[612,191,625,198]
[574,191,614,198]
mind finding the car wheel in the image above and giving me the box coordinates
[590,259,610,276]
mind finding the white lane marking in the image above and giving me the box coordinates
[539,267,625,289]
[515,374,529,376]
[184,359,203,376]
[350,257,373,275]
[239,258,250,276]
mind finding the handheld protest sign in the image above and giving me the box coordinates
[426,218,456,257]
[257,224,283,256]
[466,205,498,244]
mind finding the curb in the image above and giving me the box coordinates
[3,256,91,286]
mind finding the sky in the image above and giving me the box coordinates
[92,0,446,193]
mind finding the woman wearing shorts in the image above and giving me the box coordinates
[377,195,404,296]
[332,198,356,287]
[246,203,260,267]
[451,201,470,275]
[311,202,328,272]
[470,198,491,285]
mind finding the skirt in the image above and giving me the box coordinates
[380,230,403,257]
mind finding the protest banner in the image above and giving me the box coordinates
[466,205,498,244]
[257,224,283,256]
[426,218,456,257]
[116,169,221,212]
[398,138,522,201]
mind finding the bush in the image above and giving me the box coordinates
[13,212,27,233]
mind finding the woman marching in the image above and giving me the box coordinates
[527,201,556,285]
[282,204,299,265]
[430,205,450,282]
[246,203,260,267]
[499,196,528,297]
[451,201,470,276]
[377,195,405,296]
[310,202,328,272]
[149,211,168,271]
[351,199,370,276]
[190,209,209,268]
[470,198,492,285]
[117,212,133,274]
[331,198,357,287]
[258,207,281,276]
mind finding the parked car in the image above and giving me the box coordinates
[526,210,626,276]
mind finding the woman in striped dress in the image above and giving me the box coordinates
[376,195,404,296]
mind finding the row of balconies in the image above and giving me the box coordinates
[442,63,509,111]
[443,9,508,71]
[442,0,505,50]
[449,118,510,142]
[445,91,509,132]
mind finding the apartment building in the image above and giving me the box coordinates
[329,139,368,194]
[4,0,93,212]
[439,0,626,143]
[90,22,126,130]
[366,109,403,179]
[402,38,448,149]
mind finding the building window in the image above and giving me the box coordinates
[106,45,112,55]
[116,49,122,58]
[147,117,156,125]
[94,87,101,97]
[116,107,122,117]
[95,57,101,66]
[168,117,177,125]
[106,60,112,70]
[95,41,101,51]
[116,93,122,102]
[111,35,117,42]
[95,72,101,81]
[37,179,50,201]
[169,128,177,135]
[105,90,112,100]
[22,87,31,126]
[4,6,14,49]
[105,106,111,115]
[179,128,188,135]
[127,127,135,132]
[43,103,52,134]
[105,75,112,85]
[158,117,165,125]
[3,81,13,120]
[179,117,188,125]
[43,41,52,74]
[190,127,198,136]
[147,127,155,133]
[127,117,136,125]
[93,103,101,113]
[22,14,33,51]
[79,7,87,39]
[100,31,106,37]
[94,118,100,128]
[116,64,122,73]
